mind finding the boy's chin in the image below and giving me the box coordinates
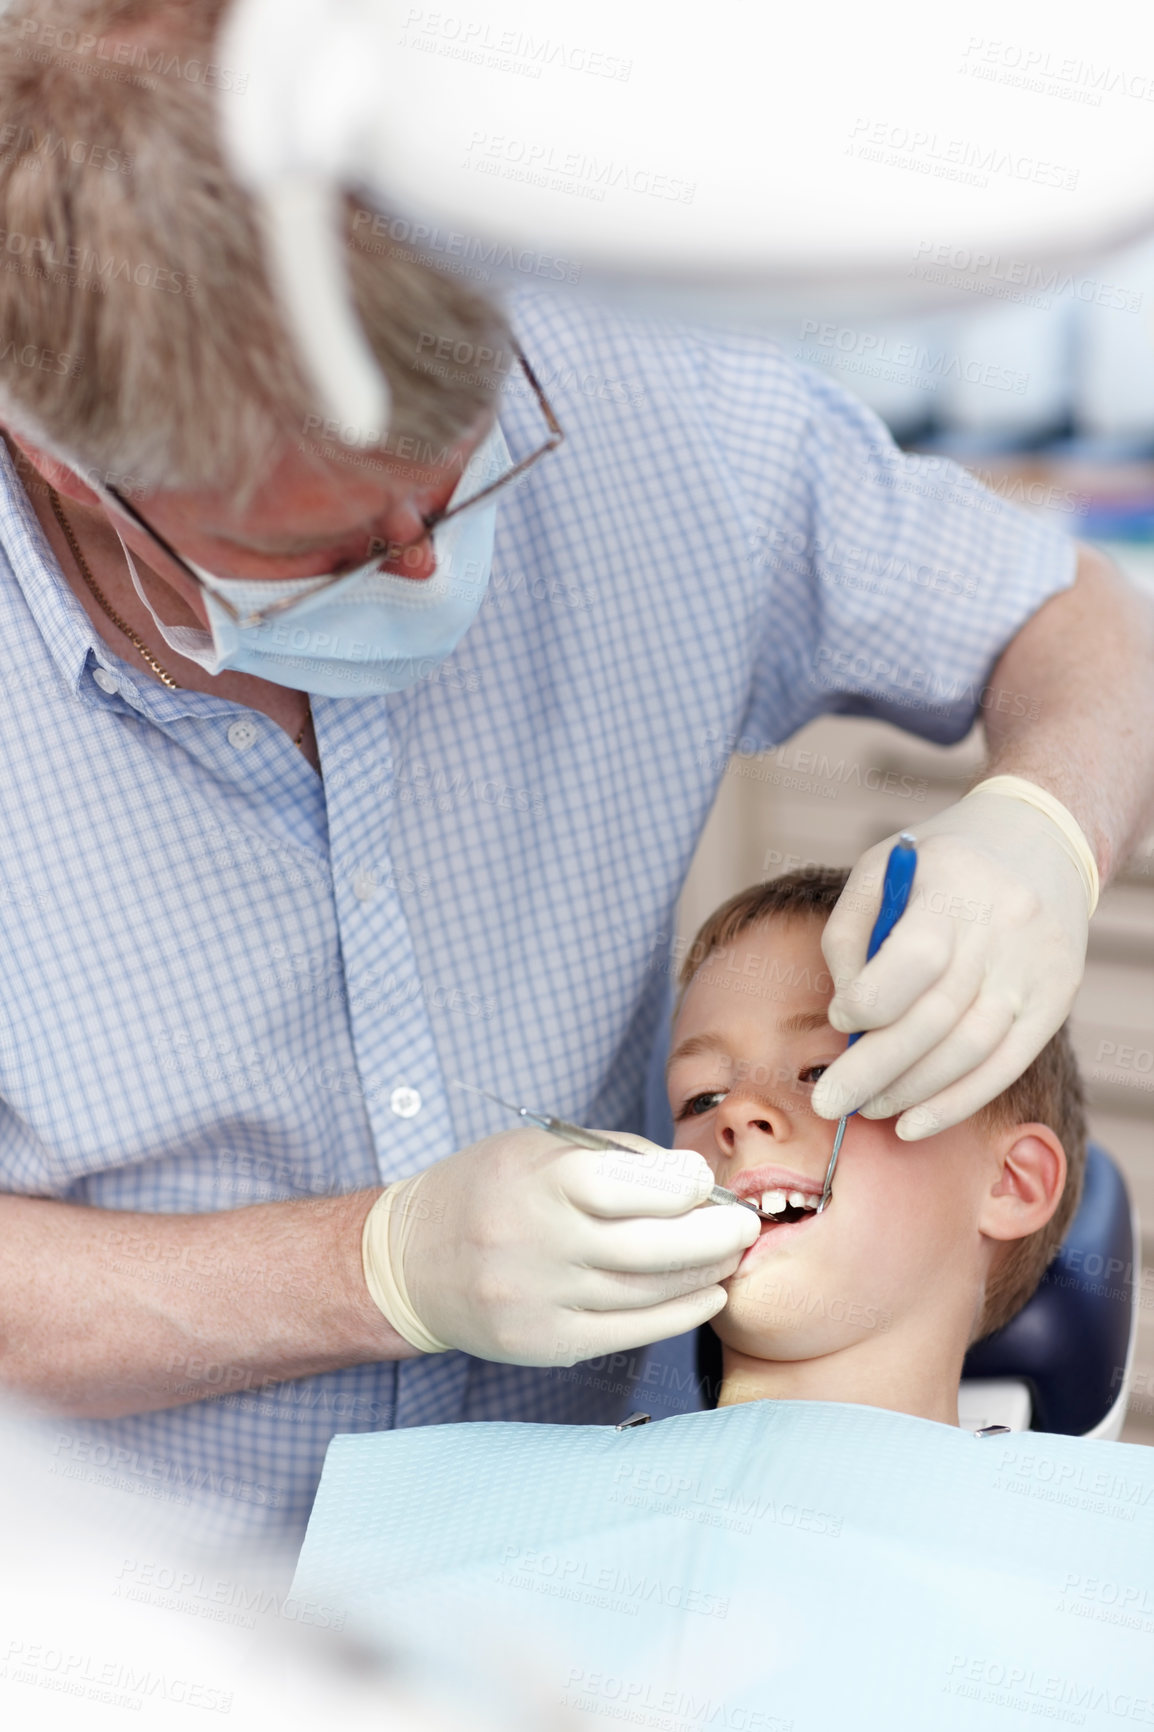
[712,1306,841,1364]
[714,1278,889,1362]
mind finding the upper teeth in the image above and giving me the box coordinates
[760,1189,820,1213]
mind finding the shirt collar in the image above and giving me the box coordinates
[0,437,208,719]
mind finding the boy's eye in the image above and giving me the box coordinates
[799,1064,828,1085]
[677,1090,727,1119]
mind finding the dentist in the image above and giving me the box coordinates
[0,0,1151,1548]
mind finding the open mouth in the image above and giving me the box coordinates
[752,1187,822,1228]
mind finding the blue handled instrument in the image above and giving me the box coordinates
[816,832,918,1214]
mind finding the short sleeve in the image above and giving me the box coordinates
[741,359,1079,747]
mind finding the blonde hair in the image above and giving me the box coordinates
[0,0,510,495]
[678,868,1087,1341]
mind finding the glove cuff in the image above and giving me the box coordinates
[362,1181,453,1355]
[968,775,1100,917]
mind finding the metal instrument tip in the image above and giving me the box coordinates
[450,1079,521,1114]
[816,1114,849,1214]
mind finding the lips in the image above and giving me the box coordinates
[733,1165,824,1220]
[727,1163,827,1267]
[731,1164,825,1204]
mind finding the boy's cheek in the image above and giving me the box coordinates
[672,1123,721,1171]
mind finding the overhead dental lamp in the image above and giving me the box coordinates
[217,0,1154,438]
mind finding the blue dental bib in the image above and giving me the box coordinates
[293,1399,1154,1730]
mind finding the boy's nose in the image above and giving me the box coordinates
[721,1117,771,1157]
[717,1092,793,1154]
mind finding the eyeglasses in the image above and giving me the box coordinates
[103,340,564,631]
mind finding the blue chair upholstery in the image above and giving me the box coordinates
[695,1144,1136,1435]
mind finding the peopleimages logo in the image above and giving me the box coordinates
[796,320,1028,395]
[49,1432,282,1508]
[399,11,633,82]
[351,209,583,284]
[909,240,1143,312]
[0,338,81,377]
[0,122,133,175]
[848,117,1079,190]
[944,1654,1154,1722]
[0,226,197,294]
[10,17,248,89]
[608,1461,843,1538]
[960,37,1154,105]
[0,1645,233,1715]
[498,1546,729,1618]
[464,131,696,204]
[561,1668,793,1732]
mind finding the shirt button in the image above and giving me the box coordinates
[390,1086,422,1119]
[352,870,377,903]
[92,667,119,694]
[227,720,258,751]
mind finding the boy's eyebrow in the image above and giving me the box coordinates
[665,1033,728,1076]
[777,1009,835,1035]
[666,1011,834,1075]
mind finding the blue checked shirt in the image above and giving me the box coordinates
[0,290,1076,1548]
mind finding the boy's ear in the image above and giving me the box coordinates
[978,1124,1067,1244]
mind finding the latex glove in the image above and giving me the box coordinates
[811,786,1093,1139]
[362,1128,760,1367]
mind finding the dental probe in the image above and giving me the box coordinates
[816,832,918,1215]
[450,1079,773,1219]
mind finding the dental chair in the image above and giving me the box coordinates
[695,1145,1141,1440]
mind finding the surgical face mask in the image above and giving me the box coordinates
[116,423,511,697]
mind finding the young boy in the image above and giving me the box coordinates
[667,866,1086,1427]
[293,875,1152,1732]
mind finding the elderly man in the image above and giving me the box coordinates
[0,0,1151,1549]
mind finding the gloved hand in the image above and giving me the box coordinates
[811,781,1097,1140]
[362,1128,760,1366]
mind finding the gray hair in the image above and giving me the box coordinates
[0,0,511,496]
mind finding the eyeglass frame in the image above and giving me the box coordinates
[101,339,564,631]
